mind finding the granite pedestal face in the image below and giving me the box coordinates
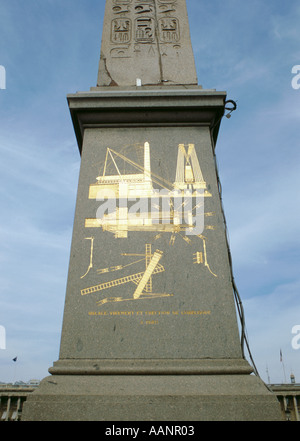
[22,88,281,421]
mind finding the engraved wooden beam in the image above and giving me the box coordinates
[97,0,198,87]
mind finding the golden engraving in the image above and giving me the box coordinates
[83,142,218,282]
[174,144,210,192]
[192,238,217,277]
[87,310,211,317]
[182,235,192,245]
[169,234,176,246]
[97,294,172,306]
[86,142,211,238]
[97,256,146,275]
[193,252,204,265]
[80,237,95,279]
[85,219,102,228]
[202,238,217,277]
[81,244,173,306]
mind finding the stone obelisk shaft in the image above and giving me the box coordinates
[98,0,198,86]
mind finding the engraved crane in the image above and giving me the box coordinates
[81,244,173,306]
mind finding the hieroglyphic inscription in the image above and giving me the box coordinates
[135,17,155,43]
[98,0,199,86]
[110,0,181,50]
[113,0,132,5]
[111,18,132,43]
[158,0,177,16]
[111,1,132,45]
[158,17,180,43]
[112,0,132,18]
[134,1,156,45]
[135,3,154,15]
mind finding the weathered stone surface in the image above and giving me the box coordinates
[97,0,198,86]
[23,373,281,421]
[58,101,243,361]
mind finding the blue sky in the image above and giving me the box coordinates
[0,0,299,385]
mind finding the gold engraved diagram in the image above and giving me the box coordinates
[193,236,217,278]
[86,142,211,239]
[81,244,173,306]
[80,237,94,279]
[82,141,218,306]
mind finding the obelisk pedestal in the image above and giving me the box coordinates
[23,0,281,421]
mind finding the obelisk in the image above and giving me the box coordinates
[98,0,197,87]
[23,0,281,421]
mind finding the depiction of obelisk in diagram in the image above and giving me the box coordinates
[86,141,211,235]
[81,140,216,308]
[23,0,281,421]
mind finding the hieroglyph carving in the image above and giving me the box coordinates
[110,0,180,47]
[158,17,180,43]
[111,18,132,43]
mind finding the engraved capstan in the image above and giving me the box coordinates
[97,0,198,87]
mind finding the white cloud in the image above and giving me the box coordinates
[271,3,300,44]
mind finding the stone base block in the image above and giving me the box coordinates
[22,361,281,421]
